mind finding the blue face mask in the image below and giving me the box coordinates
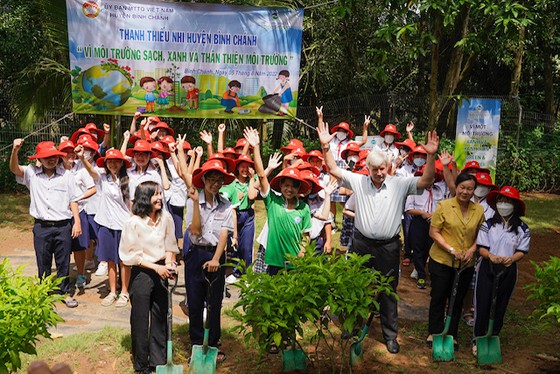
[413,158,426,167]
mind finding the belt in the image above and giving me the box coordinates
[192,244,217,252]
[35,219,71,227]
[355,230,400,246]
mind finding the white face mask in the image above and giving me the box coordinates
[83,150,93,160]
[348,155,359,163]
[413,157,426,167]
[474,185,490,198]
[496,202,514,217]
[384,134,394,144]
[336,131,347,141]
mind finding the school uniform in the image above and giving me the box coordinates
[128,163,165,202]
[374,142,399,163]
[474,220,530,339]
[305,193,333,253]
[165,158,187,240]
[185,192,234,347]
[328,138,350,203]
[396,160,417,260]
[72,167,96,251]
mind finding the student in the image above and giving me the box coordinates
[473,186,530,357]
[119,181,179,373]
[374,124,401,161]
[78,147,132,307]
[126,140,170,205]
[185,160,235,364]
[10,139,81,308]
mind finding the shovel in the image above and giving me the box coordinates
[189,270,219,374]
[282,337,307,371]
[433,257,466,362]
[476,263,506,365]
[156,272,183,374]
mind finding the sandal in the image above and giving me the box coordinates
[402,258,411,266]
[101,292,118,306]
[115,293,129,308]
[63,298,79,308]
[216,351,227,363]
[76,274,87,289]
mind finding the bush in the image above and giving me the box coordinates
[525,257,560,326]
[0,259,64,373]
[230,246,395,372]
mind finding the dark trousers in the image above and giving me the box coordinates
[402,213,413,259]
[428,259,474,337]
[185,246,225,346]
[232,209,255,277]
[129,265,168,372]
[349,230,401,341]
[32,220,72,294]
[474,259,517,338]
[409,216,433,279]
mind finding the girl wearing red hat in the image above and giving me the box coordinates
[375,123,401,162]
[79,147,132,308]
[472,186,530,357]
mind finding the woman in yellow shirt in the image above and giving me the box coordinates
[427,173,485,350]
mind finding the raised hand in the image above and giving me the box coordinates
[248,167,255,178]
[406,121,415,133]
[103,123,110,132]
[218,123,226,133]
[267,152,283,170]
[419,130,439,155]
[134,111,142,120]
[187,185,199,201]
[438,150,454,166]
[60,136,69,143]
[168,142,176,153]
[74,144,84,158]
[13,138,24,150]
[176,134,186,149]
[363,115,371,128]
[200,130,213,144]
[123,130,130,140]
[323,180,338,195]
[243,127,260,147]
[195,146,203,157]
[316,119,335,146]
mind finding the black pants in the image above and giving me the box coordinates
[129,265,168,372]
[409,216,433,280]
[33,220,72,294]
[349,230,401,341]
[428,259,474,338]
[402,213,413,259]
[474,259,517,338]
[185,246,225,347]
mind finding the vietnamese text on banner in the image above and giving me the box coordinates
[66,0,304,119]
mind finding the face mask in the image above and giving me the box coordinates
[413,158,426,167]
[399,148,409,157]
[496,202,514,217]
[83,150,93,160]
[474,185,490,198]
[308,193,318,199]
[384,134,394,144]
[336,131,347,141]
[348,155,359,163]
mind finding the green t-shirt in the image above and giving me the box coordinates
[263,191,311,268]
[220,177,254,210]
[219,184,240,207]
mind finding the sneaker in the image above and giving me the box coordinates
[225,274,239,285]
[410,269,418,279]
[417,278,427,289]
[95,261,108,276]
[101,292,118,306]
[85,259,96,270]
[76,274,87,289]
[426,334,433,348]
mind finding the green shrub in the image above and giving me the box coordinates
[0,259,64,373]
[525,256,560,326]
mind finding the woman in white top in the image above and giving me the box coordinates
[119,181,178,373]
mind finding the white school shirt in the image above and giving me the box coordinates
[18,164,76,221]
[73,167,96,213]
[345,193,356,211]
[93,168,131,230]
[306,195,333,240]
[119,211,179,266]
[396,161,416,178]
[478,197,495,220]
[405,180,449,214]
[374,142,399,163]
[477,220,530,257]
[128,163,164,202]
[185,191,234,246]
[340,170,420,240]
[166,158,187,207]
[328,138,350,162]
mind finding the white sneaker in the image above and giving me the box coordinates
[225,274,239,284]
[410,269,418,279]
[95,261,108,276]
[85,259,96,270]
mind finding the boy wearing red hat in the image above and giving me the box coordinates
[10,139,82,308]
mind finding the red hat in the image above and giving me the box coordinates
[96,148,131,168]
[302,150,324,162]
[151,121,175,137]
[341,142,361,160]
[58,140,76,152]
[192,160,236,189]
[299,170,323,195]
[380,124,401,139]
[76,134,95,145]
[289,147,307,158]
[208,152,236,173]
[410,145,428,157]
[395,138,416,150]
[70,128,89,144]
[358,149,370,162]
[28,141,66,160]
[222,147,237,158]
[487,186,525,216]
[353,159,367,172]
[148,116,161,123]
[280,139,304,153]
[235,138,253,151]
[151,141,171,159]
[80,137,100,156]
[296,161,321,176]
[129,129,152,145]
[125,140,158,158]
[85,123,105,139]
[182,140,192,151]
[461,160,490,175]
[160,135,175,145]
[475,172,497,190]
[270,167,311,195]
[331,122,354,139]
[235,154,254,167]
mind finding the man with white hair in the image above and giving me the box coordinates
[316,108,439,354]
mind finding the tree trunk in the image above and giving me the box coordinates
[510,26,526,97]
[272,119,283,149]
[428,19,442,130]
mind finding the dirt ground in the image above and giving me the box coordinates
[1,213,559,373]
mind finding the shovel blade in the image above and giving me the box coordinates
[189,345,218,374]
[155,363,183,374]
[349,340,364,366]
[432,334,455,362]
[476,336,502,365]
[282,348,307,371]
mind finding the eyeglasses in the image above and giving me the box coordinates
[204,177,225,185]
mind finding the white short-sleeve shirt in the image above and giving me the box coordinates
[477,220,530,257]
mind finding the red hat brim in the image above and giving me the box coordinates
[486,189,526,216]
[152,124,175,137]
[28,149,66,161]
[96,156,132,169]
[331,124,354,139]
[125,148,158,159]
[192,166,235,189]
[270,172,311,195]
[380,129,402,138]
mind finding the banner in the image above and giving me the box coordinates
[66,0,304,119]
[454,98,502,179]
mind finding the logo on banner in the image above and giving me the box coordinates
[82,1,100,18]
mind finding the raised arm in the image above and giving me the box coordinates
[314,180,337,220]
[101,123,111,149]
[120,130,131,155]
[9,139,25,177]
[406,121,415,142]
[200,130,214,157]
[176,134,192,188]
[129,112,142,133]
[75,145,100,181]
[217,123,225,153]
[416,131,439,190]
[264,152,283,177]
[247,167,259,200]
[439,150,456,196]
[316,107,342,181]
[154,157,170,191]
[357,115,371,147]
[244,127,269,194]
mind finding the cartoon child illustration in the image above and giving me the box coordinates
[273,70,292,116]
[139,76,157,113]
[180,75,199,110]
[156,76,173,110]
[221,80,241,114]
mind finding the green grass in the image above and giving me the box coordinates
[0,193,33,228]
[522,194,560,233]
